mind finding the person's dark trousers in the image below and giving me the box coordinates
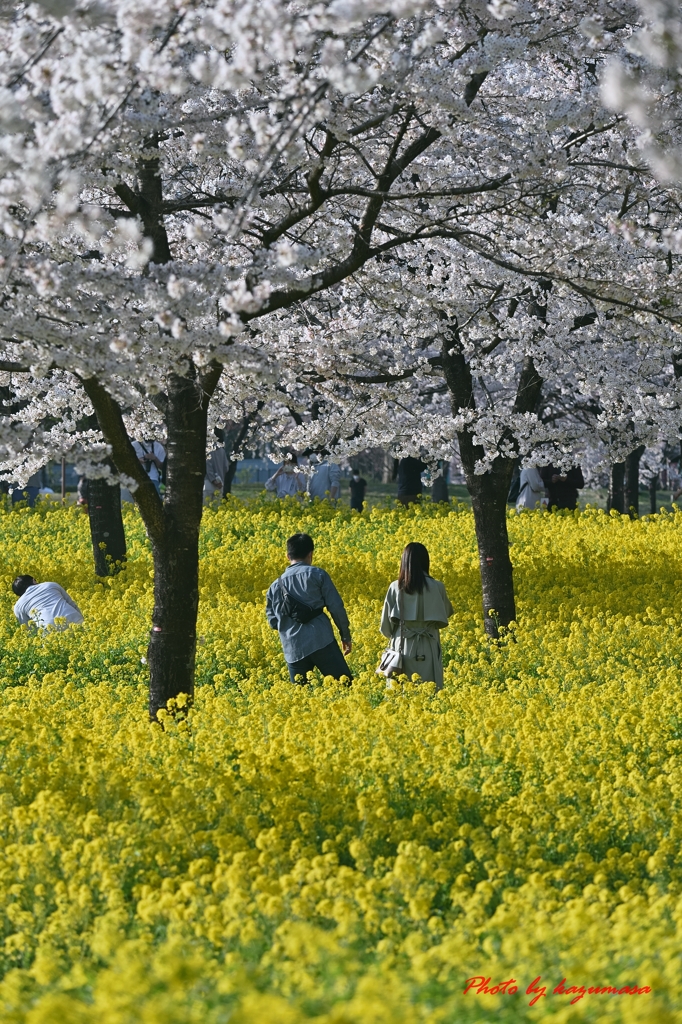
[287,640,352,684]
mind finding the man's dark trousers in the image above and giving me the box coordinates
[287,639,352,684]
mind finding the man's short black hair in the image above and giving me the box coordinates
[12,575,36,597]
[286,533,314,560]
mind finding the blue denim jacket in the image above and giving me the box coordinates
[266,562,351,663]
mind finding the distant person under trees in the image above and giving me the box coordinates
[204,446,229,503]
[541,464,585,511]
[132,439,165,494]
[397,457,427,507]
[265,454,306,499]
[12,575,83,630]
[349,469,367,512]
[516,466,547,510]
[307,455,341,502]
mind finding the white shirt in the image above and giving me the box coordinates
[307,461,341,500]
[14,582,83,630]
[132,440,165,482]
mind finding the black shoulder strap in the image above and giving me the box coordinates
[279,572,299,600]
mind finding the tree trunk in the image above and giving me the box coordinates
[625,445,645,516]
[431,460,449,503]
[649,474,658,515]
[222,459,238,496]
[76,144,230,718]
[381,452,397,484]
[147,369,218,719]
[105,144,223,718]
[75,413,128,578]
[222,405,262,496]
[468,467,516,635]
[607,462,625,514]
[87,469,127,576]
[441,322,543,638]
[81,362,222,720]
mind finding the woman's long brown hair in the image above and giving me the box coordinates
[398,542,430,594]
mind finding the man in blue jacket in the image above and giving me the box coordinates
[307,455,341,502]
[266,533,352,684]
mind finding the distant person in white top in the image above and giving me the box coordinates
[12,575,83,630]
[265,454,306,499]
[516,466,547,510]
[132,439,165,493]
[307,456,341,502]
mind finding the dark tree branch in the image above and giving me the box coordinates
[454,238,682,326]
[261,130,337,246]
[198,360,224,404]
[464,71,488,107]
[6,27,64,89]
[78,374,166,547]
[114,134,172,263]
[337,354,442,385]
[512,355,543,416]
[0,360,31,372]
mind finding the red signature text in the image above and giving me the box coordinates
[463,977,518,997]
[464,975,652,1007]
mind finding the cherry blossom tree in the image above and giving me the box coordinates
[1,0,670,710]
[250,235,682,624]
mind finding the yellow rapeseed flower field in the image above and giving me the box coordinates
[0,496,680,1022]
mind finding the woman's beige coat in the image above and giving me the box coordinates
[380,577,453,689]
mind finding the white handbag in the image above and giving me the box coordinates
[376,591,405,678]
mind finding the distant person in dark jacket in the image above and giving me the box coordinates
[349,470,367,512]
[397,457,427,507]
[541,464,585,510]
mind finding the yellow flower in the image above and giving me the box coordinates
[0,499,675,1019]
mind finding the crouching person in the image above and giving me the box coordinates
[266,533,352,684]
[12,575,83,631]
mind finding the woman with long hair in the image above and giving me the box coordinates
[380,542,453,690]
